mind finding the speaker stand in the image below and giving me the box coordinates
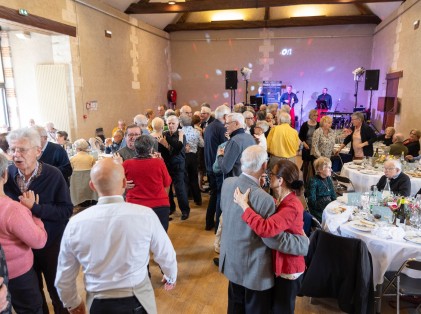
[230,89,236,111]
[367,89,373,121]
[244,79,249,105]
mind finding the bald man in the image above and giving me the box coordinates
[389,133,409,156]
[55,159,177,314]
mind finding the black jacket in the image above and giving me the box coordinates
[343,123,376,157]
[376,172,411,197]
[299,121,320,161]
[300,230,374,314]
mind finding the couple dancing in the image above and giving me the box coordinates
[219,145,309,314]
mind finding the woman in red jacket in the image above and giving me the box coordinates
[234,159,305,314]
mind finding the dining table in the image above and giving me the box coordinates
[340,162,421,195]
[323,198,421,312]
[323,199,421,284]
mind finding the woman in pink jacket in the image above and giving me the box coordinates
[0,154,47,313]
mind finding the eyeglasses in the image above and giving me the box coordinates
[269,172,279,178]
[127,133,141,138]
[8,147,35,155]
[384,167,397,171]
[245,117,254,120]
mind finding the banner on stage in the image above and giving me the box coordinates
[263,81,282,105]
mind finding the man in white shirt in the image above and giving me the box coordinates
[55,158,177,314]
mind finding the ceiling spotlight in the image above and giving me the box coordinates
[168,1,176,4]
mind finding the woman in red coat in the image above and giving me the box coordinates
[234,159,305,314]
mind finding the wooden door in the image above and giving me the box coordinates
[383,71,403,129]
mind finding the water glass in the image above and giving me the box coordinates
[361,192,370,212]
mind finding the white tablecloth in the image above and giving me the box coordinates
[323,201,421,286]
[70,170,98,205]
[340,163,421,195]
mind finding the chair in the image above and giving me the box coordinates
[331,172,355,196]
[70,170,98,207]
[381,258,421,313]
[303,210,322,237]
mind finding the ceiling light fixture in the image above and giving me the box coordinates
[168,1,176,4]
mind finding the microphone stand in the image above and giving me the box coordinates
[300,91,304,127]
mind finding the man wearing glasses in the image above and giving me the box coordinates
[217,113,255,178]
[5,127,73,313]
[117,124,142,162]
[376,159,411,197]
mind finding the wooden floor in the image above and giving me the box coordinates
[44,191,419,313]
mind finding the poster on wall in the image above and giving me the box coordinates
[263,81,283,104]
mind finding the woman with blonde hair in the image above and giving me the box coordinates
[311,115,336,159]
[403,129,421,157]
[307,157,337,222]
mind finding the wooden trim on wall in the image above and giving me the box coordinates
[0,5,76,37]
[386,71,403,80]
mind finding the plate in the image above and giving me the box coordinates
[404,236,421,245]
[347,164,362,169]
[348,220,376,232]
[359,169,378,175]
[328,206,347,214]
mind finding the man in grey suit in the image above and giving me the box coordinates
[219,145,308,313]
[217,113,255,178]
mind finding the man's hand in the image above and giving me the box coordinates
[0,277,9,312]
[405,155,414,161]
[19,190,39,210]
[303,142,309,150]
[161,276,176,291]
[126,180,135,190]
[217,147,224,156]
[69,300,86,314]
[112,153,123,164]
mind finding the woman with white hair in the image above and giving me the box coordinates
[70,139,95,171]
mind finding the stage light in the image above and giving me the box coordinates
[352,67,365,75]
[168,1,176,5]
[240,67,252,80]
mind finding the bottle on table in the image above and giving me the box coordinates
[382,178,392,199]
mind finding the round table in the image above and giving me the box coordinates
[340,162,421,195]
[323,201,421,286]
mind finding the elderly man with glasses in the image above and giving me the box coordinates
[376,159,411,197]
[5,127,73,313]
[117,124,142,162]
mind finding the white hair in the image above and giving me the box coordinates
[278,112,291,124]
[73,138,90,151]
[241,145,268,173]
[200,106,211,114]
[7,127,41,147]
[133,114,148,127]
[167,115,179,124]
[32,125,47,137]
[226,113,245,127]
[385,159,402,171]
[255,121,269,133]
[214,105,231,120]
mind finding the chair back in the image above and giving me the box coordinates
[406,258,421,271]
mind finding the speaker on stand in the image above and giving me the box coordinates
[225,70,238,111]
[364,69,380,122]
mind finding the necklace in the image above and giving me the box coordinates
[320,177,331,192]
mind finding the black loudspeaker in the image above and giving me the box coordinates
[364,70,380,90]
[225,70,238,90]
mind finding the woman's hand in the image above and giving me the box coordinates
[405,155,414,161]
[19,190,39,210]
[161,276,176,291]
[0,278,9,312]
[303,142,309,150]
[112,152,123,164]
[233,187,251,211]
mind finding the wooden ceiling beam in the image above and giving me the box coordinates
[354,3,374,14]
[126,0,401,14]
[164,15,381,32]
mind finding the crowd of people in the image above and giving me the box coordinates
[0,99,420,314]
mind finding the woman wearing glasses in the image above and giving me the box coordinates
[233,159,305,314]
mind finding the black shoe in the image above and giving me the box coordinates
[168,217,173,221]
[213,258,219,267]
[195,201,202,206]
[181,214,189,220]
